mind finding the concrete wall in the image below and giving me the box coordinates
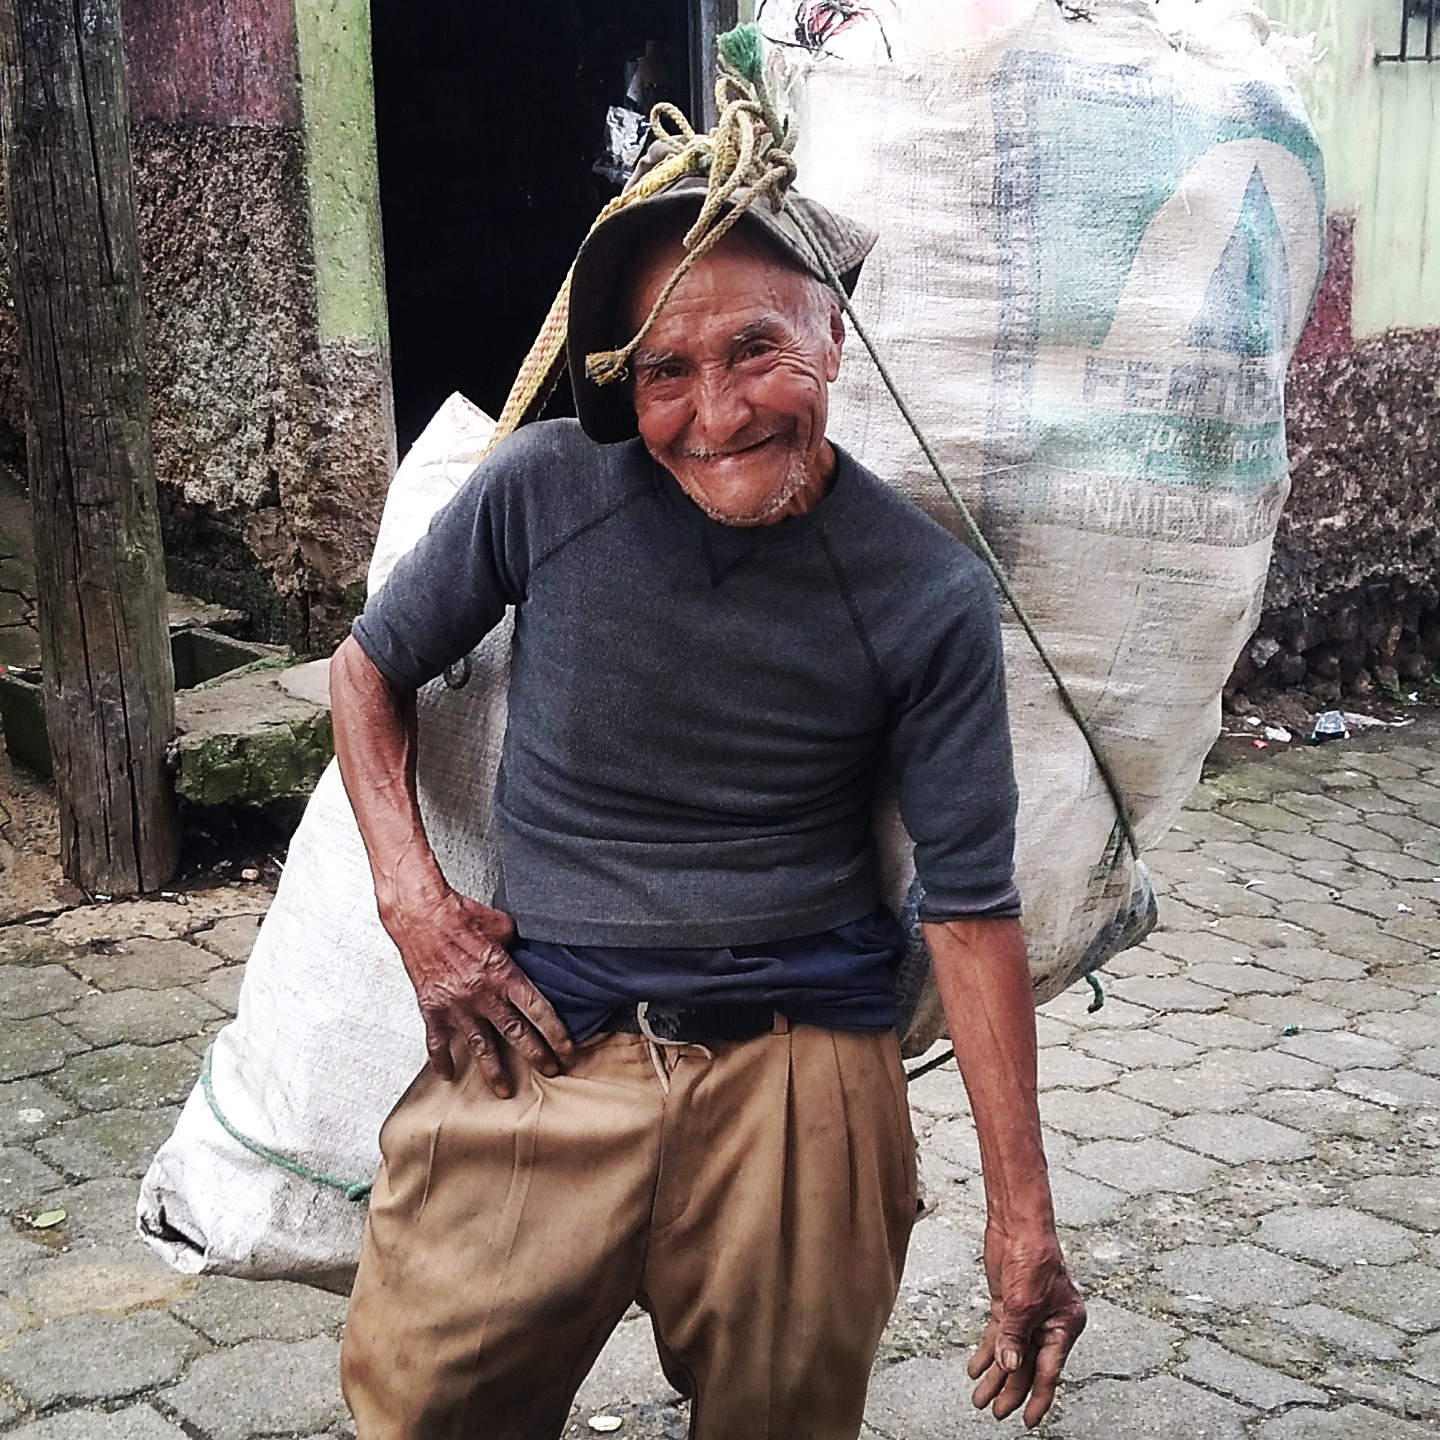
[1229,0,1440,706]
[0,0,393,652]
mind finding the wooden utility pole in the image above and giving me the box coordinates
[0,0,179,893]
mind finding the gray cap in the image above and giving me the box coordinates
[567,150,877,444]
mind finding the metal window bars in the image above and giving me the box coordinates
[1379,0,1439,61]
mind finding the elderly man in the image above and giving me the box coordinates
[330,172,1084,1440]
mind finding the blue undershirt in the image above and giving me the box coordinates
[513,906,907,1042]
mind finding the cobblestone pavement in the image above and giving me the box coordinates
[0,718,1437,1438]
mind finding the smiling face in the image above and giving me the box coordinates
[624,224,845,527]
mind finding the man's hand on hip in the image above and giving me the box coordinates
[968,1222,1086,1429]
[385,879,575,1096]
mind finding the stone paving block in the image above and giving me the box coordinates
[1107,976,1228,1012]
[1325,929,1433,969]
[1324,1262,1440,1333]
[1113,1066,1254,1116]
[1280,1030,1404,1070]
[43,1042,198,1112]
[1180,1336,1327,1408]
[926,1118,982,1172]
[1038,990,1153,1028]
[59,987,224,1048]
[1351,1174,1440,1231]
[34,1105,181,1181]
[905,1065,970,1118]
[1410,1333,1440,1385]
[1318,1363,1440,1420]
[1412,1048,1440,1077]
[1273,791,1365,824]
[0,1311,204,1407]
[171,1276,347,1345]
[1345,753,1424,781]
[1357,1012,1440,1049]
[0,964,91,1020]
[66,939,222,992]
[1183,961,1298,995]
[1249,872,1344,906]
[863,1353,1029,1439]
[1367,812,1438,844]
[1379,961,1440,994]
[162,1336,354,1440]
[1158,1011,1276,1051]
[1230,993,1348,1032]
[1355,849,1440,883]
[1382,914,1440,948]
[1163,1113,1312,1163]
[1169,810,1254,843]
[1259,1404,1440,1440]
[1048,1166,1127,1226]
[1036,1049,1119,1089]
[1254,830,1351,861]
[1062,1297,1179,1381]
[1204,840,1297,873]
[190,914,264,964]
[1193,1047,1331,1091]
[1071,1028,1201,1069]
[0,1144,65,1208]
[0,1077,75,1143]
[1211,914,1323,950]
[1052,1374,1252,1440]
[1040,1090,1168,1141]
[1033,1015,1074,1048]
[1337,1068,1440,1110]
[1253,1088,1401,1141]
[1172,879,1278,919]
[901,1212,981,1288]
[2,1406,190,1440]
[1255,1205,1417,1268]
[1379,775,1440,805]
[36,1176,155,1248]
[1068,1139,1219,1196]
[1273,1302,1405,1361]
[0,1017,86,1083]
[1095,945,1180,978]
[1156,1241,1322,1309]
[1301,978,1424,1014]
[191,967,244,1017]
[9,1243,198,1320]
[1247,946,1368,983]
[1144,929,1265,967]
[1227,801,1310,834]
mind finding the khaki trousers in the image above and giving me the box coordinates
[341,1024,918,1440]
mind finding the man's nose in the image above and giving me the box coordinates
[690,368,751,441]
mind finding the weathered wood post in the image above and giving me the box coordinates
[0,0,179,893]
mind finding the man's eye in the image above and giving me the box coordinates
[739,341,776,362]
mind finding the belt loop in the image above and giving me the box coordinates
[771,1013,790,1035]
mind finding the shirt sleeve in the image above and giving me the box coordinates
[351,451,530,693]
[887,569,1022,921]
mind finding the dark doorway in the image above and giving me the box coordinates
[370,1,695,452]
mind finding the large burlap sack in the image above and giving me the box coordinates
[784,0,1325,1045]
[138,395,511,1288]
[139,0,1325,1284]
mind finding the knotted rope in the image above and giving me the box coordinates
[482,57,797,455]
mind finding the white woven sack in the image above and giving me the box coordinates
[788,0,1325,1045]
[138,395,512,1288]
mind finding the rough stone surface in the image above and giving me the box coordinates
[1180,1337,1327,1408]
[1254,1206,1417,1268]
[0,1312,203,1407]
[1052,1374,1252,1440]
[162,1337,347,1440]
[3,701,1440,1438]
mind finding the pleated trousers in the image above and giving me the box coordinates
[341,1023,918,1440]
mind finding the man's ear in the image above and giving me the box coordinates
[826,294,845,380]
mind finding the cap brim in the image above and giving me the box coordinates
[567,180,876,445]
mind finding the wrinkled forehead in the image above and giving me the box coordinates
[619,214,821,338]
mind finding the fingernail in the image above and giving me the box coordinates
[1001,1347,1021,1371]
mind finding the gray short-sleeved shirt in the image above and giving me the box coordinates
[354,420,1020,948]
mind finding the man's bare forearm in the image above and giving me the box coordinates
[329,635,572,1091]
[921,916,1053,1235]
[329,635,449,923]
[922,915,1084,1427]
